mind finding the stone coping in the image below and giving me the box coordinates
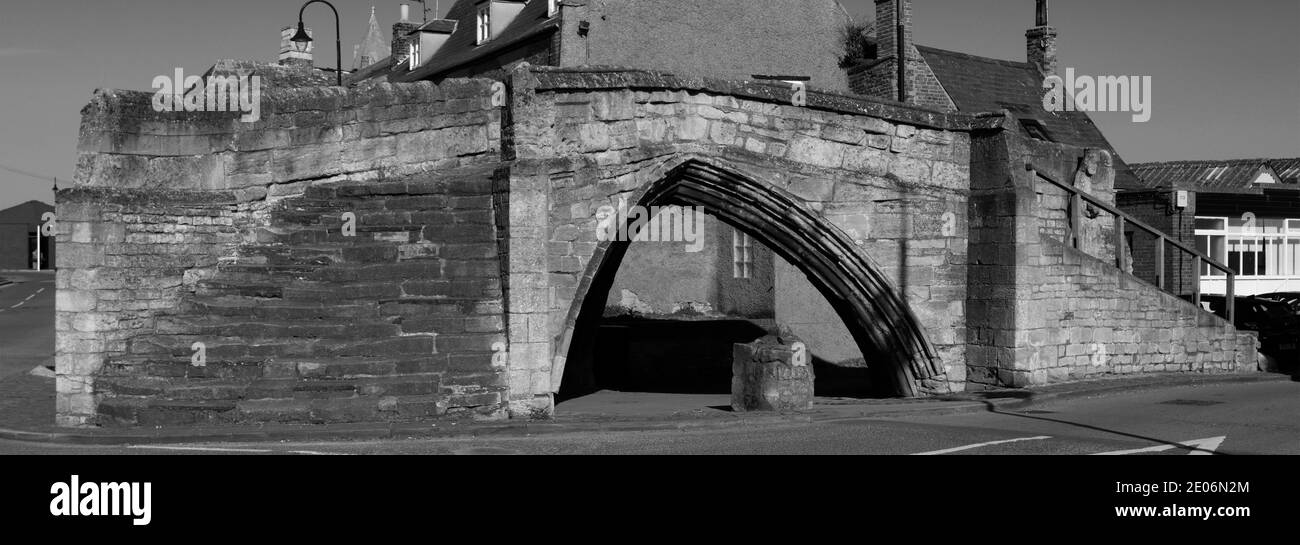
[527,66,1010,133]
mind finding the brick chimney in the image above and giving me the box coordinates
[874,0,912,103]
[279,25,314,66]
[392,3,421,70]
[1026,0,1058,74]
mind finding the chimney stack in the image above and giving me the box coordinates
[874,0,912,103]
[279,25,314,66]
[1026,0,1058,74]
[392,3,421,70]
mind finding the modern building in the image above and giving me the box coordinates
[1128,159,1300,296]
[0,200,55,270]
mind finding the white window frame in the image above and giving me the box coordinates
[733,229,753,280]
[547,0,560,18]
[476,4,492,44]
[1196,215,1300,279]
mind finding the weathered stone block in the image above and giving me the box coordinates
[731,329,814,412]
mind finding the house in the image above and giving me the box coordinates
[846,0,1139,187]
[0,200,55,270]
[1127,158,1300,296]
[358,0,853,91]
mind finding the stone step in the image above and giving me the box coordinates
[125,335,314,362]
[273,208,498,227]
[97,392,449,426]
[94,373,444,402]
[103,355,446,380]
[96,397,237,427]
[242,242,496,264]
[264,356,447,379]
[234,394,445,424]
[181,298,381,321]
[154,315,403,341]
[283,278,502,301]
[195,280,284,299]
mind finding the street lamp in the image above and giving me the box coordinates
[291,0,343,86]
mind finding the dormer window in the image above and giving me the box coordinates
[476,4,492,44]
[547,0,560,17]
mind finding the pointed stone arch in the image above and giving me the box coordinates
[555,158,945,398]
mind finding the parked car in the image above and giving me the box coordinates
[1182,294,1300,372]
[1256,292,1300,313]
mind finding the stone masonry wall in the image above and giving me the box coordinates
[998,135,1253,387]
[59,79,505,426]
[501,66,993,402]
[56,189,245,426]
[76,80,501,195]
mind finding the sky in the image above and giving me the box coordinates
[0,0,1296,210]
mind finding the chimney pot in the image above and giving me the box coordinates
[1027,0,1058,74]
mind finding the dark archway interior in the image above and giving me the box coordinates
[558,160,942,403]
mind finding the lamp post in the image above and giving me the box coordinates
[291,0,343,86]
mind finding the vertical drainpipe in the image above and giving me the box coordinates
[896,0,907,104]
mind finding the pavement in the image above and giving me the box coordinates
[0,365,1288,446]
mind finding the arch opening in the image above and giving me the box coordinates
[556,159,944,403]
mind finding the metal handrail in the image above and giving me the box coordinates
[1027,163,1236,324]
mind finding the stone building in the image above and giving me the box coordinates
[0,200,55,270]
[359,0,852,91]
[53,0,1260,427]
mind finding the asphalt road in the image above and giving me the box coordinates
[0,271,55,379]
[3,378,1296,455]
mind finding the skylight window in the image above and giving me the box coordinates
[476,4,492,44]
[1019,119,1054,142]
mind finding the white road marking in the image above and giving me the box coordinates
[129,445,272,454]
[913,436,1053,455]
[1092,436,1227,456]
[2,287,46,310]
[127,445,345,455]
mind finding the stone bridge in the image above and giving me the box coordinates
[55,65,1257,427]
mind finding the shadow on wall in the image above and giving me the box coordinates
[557,316,890,401]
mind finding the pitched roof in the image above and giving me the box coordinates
[394,0,560,82]
[355,7,389,69]
[1270,158,1300,184]
[1130,159,1300,192]
[916,45,1143,190]
[0,200,54,225]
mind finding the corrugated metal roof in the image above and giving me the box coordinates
[1130,159,1300,191]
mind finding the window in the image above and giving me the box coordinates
[1019,119,1054,142]
[1196,216,1300,278]
[733,229,753,279]
[476,4,492,44]
[547,0,560,17]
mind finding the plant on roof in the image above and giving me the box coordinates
[838,20,877,68]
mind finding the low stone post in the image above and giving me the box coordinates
[731,328,815,412]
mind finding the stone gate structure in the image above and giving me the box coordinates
[56,65,1258,427]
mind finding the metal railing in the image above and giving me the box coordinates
[1027,163,1236,324]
